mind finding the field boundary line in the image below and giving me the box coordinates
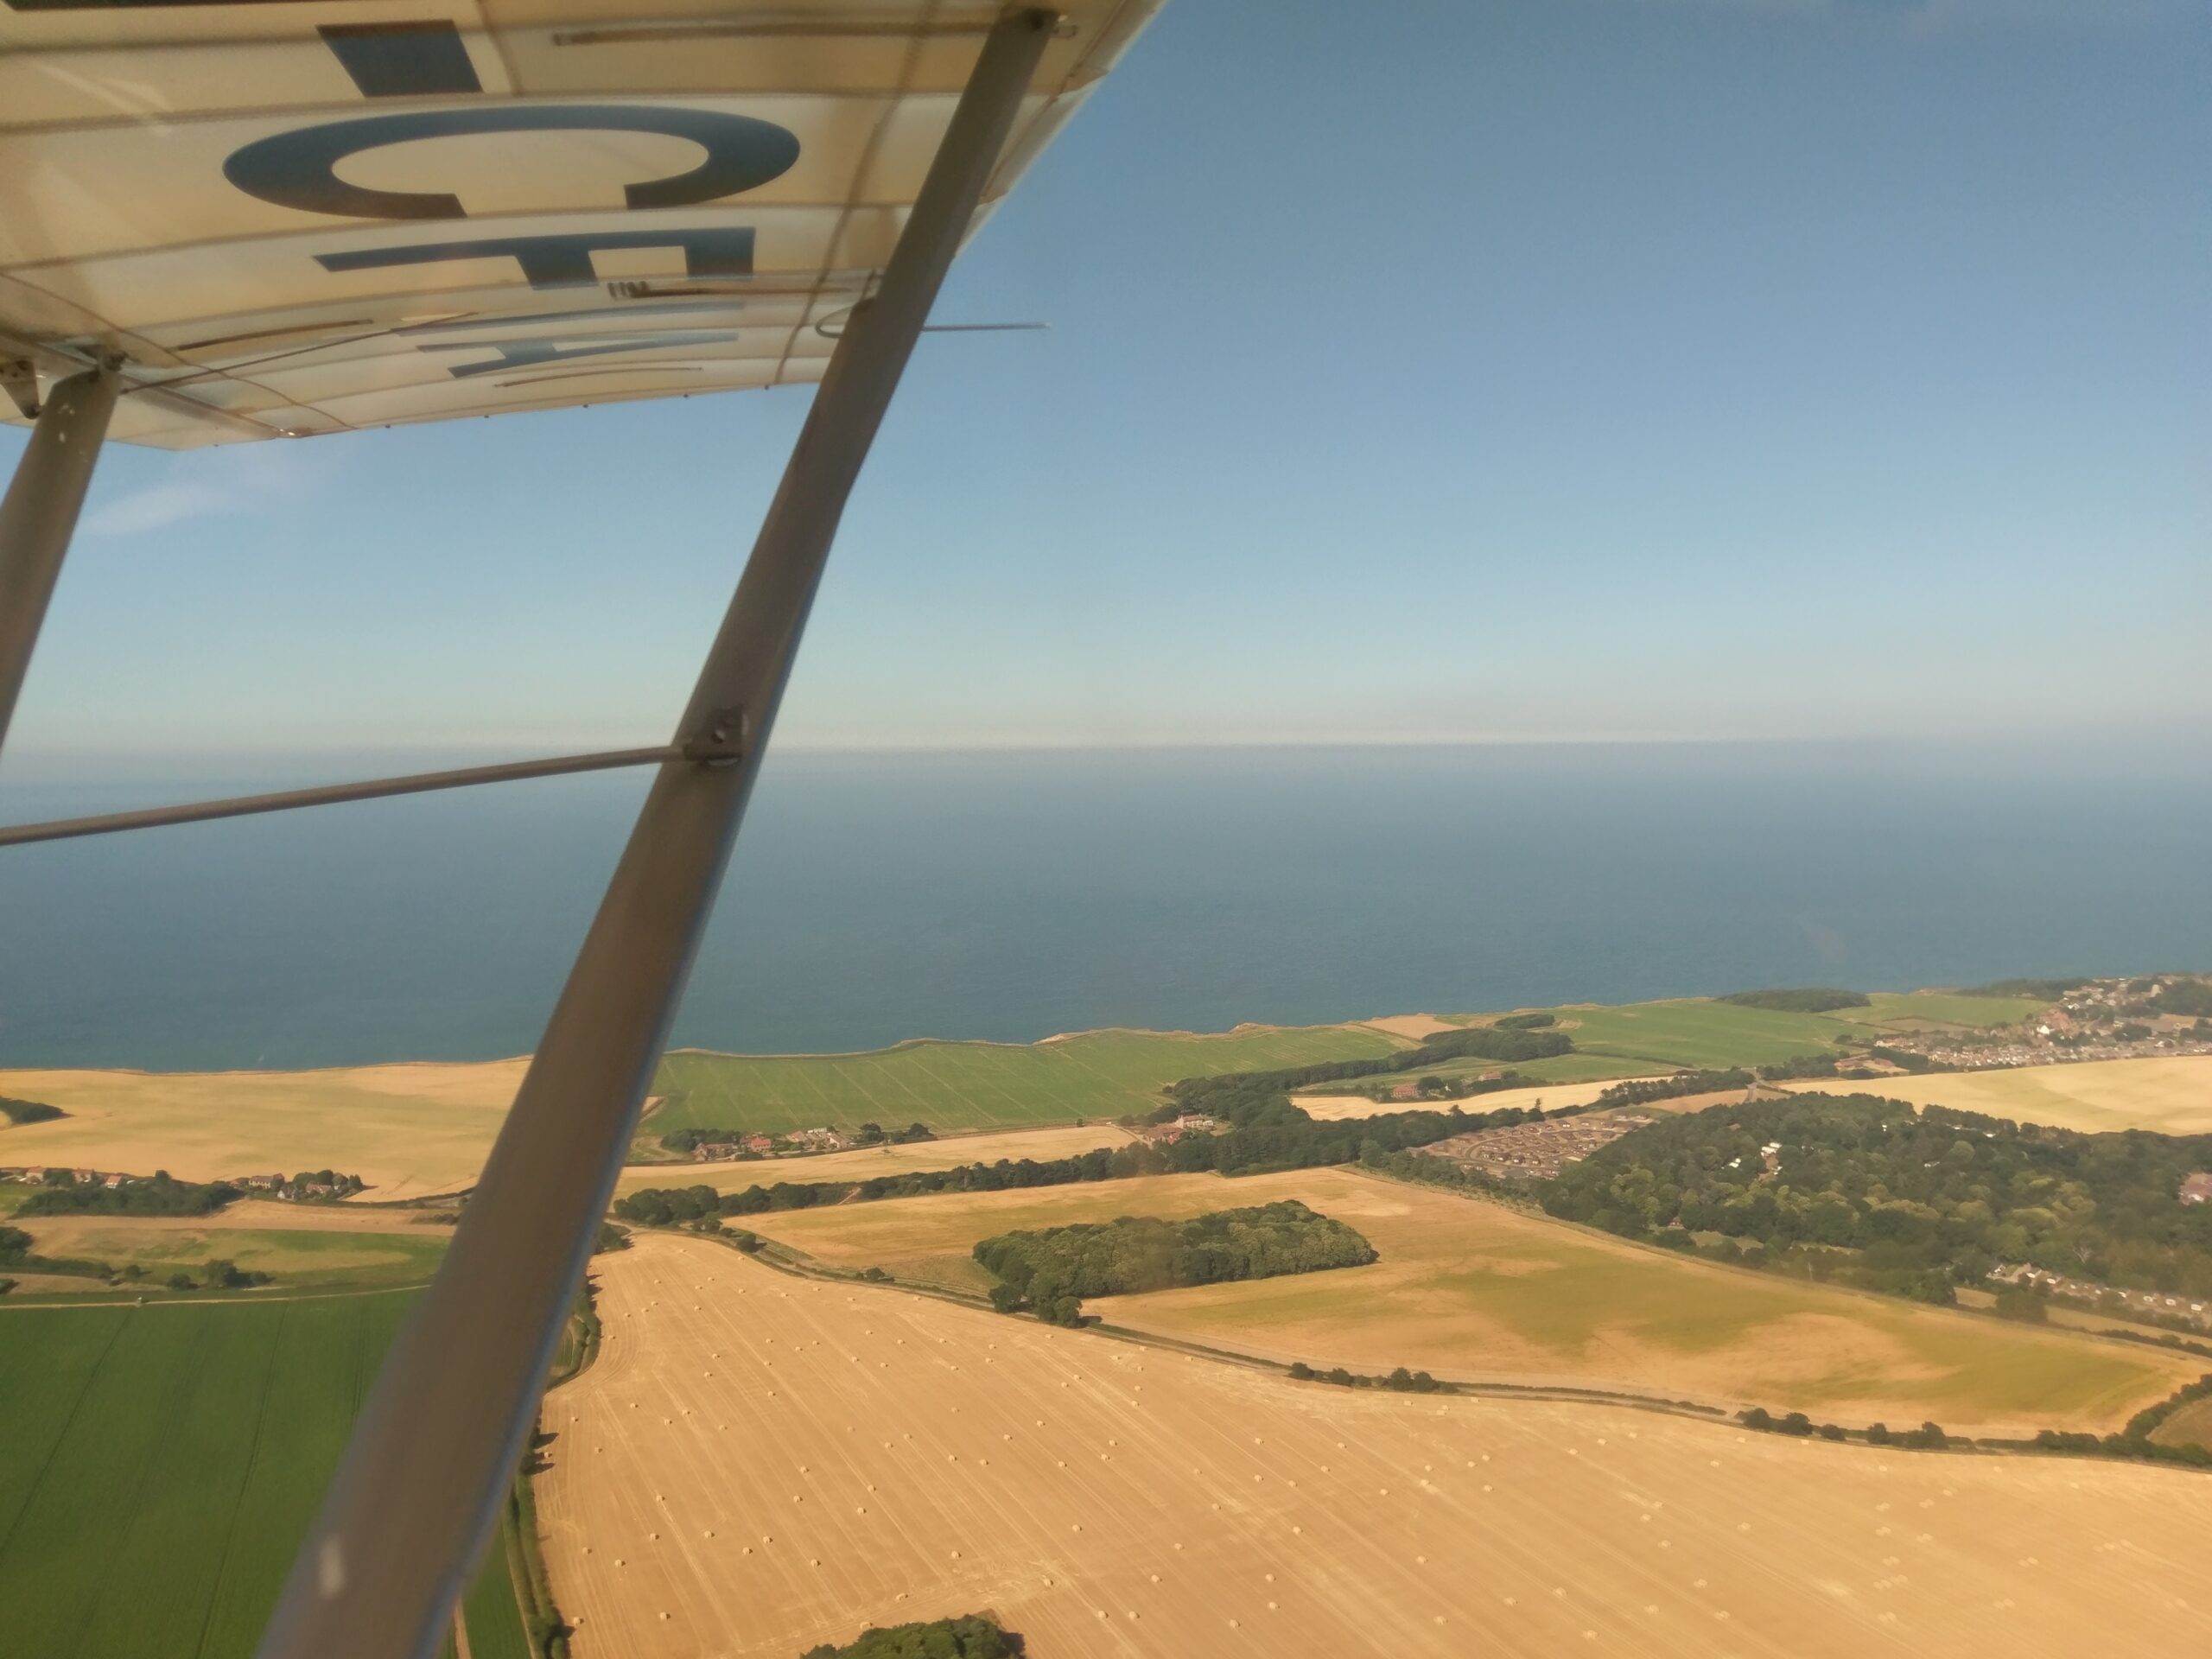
[0,1281,432,1313]
[187,1300,289,1659]
[0,1306,128,1569]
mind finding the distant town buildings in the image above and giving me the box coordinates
[1430,1113,1656,1181]
[687,1127,852,1162]
[1987,1262,2211,1332]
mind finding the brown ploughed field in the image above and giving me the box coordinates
[537,1234,2212,1659]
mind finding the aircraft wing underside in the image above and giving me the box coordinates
[0,0,1160,448]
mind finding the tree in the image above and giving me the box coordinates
[1993,1286,2049,1323]
[167,1272,194,1291]
[802,1614,1023,1659]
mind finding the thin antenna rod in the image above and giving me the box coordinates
[0,745,687,849]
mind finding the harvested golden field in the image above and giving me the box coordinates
[1783,1057,2212,1135]
[1296,1078,1624,1122]
[613,1125,1134,1198]
[1357,1014,1455,1040]
[741,1170,2195,1435]
[2152,1396,2212,1452]
[538,1234,2212,1659]
[0,1060,526,1199]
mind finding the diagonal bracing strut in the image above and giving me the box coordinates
[0,364,118,755]
[251,12,1058,1659]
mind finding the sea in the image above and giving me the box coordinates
[0,741,2205,1072]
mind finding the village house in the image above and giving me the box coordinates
[2181,1172,2212,1205]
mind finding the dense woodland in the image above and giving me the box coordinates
[0,1096,64,1126]
[974,1200,1376,1325]
[1591,1069,1754,1105]
[801,1616,1022,1659]
[1541,1094,2212,1301]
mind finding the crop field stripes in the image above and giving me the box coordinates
[185,1302,288,1659]
[0,1291,423,1658]
[0,1308,127,1578]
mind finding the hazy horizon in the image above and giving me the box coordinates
[4,742,2202,1070]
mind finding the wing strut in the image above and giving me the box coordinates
[251,12,1057,1659]
[0,363,117,753]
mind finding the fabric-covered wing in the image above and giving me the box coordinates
[0,1,1159,448]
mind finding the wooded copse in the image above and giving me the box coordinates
[800,1614,1023,1659]
[973,1200,1377,1325]
[1592,1070,1755,1106]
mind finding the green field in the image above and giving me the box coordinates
[649,1024,1404,1137]
[1548,1000,1853,1068]
[0,1292,526,1658]
[8,1224,449,1296]
[1436,991,2039,1071]
[1834,991,2044,1030]
[648,993,2048,1137]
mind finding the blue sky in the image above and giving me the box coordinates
[5,0,2205,762]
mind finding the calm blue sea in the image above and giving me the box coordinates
[0,743,2204,1071]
